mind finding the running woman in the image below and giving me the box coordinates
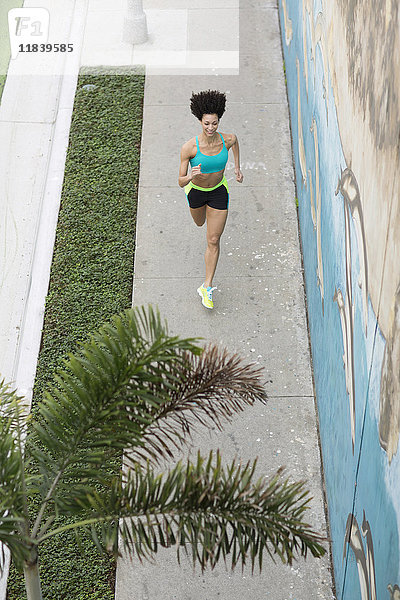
[178,90,243,309]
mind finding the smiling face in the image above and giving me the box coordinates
[201,113,219,137]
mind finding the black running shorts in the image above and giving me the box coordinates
[184,176,229,210]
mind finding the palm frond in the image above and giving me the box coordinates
[29,305,201,459]
[134,343,267,463]
[0,381,34,571]
[37,452,326,571]
[27,305,267,511]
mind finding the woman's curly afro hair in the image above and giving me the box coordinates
[190,89,226,121]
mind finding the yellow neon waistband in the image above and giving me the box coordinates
[189,176,227,192]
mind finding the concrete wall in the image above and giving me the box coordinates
[278,1,400,598]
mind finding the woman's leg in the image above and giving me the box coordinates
[190,205,206,226]
[204,205,228,287]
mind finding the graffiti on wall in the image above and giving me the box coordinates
[344,513,400,600]
[310,118,323,314]
[388,585,400,600]
[281,0,293,46]
[324,0,400,357]
[333,167,369,453]
[336,169,368,335]
[343,512,377,600]
[279,0,400,598]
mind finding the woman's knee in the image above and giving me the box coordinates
[207,233,221,247]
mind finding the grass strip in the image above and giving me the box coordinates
[6,68,145,600]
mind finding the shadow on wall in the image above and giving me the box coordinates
[379,284,400,463]
[337,0,400,151]
[333,0,400,468]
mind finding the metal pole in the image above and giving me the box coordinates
[123,0,148,45]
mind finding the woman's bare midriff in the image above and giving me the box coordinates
[191,169,225,188]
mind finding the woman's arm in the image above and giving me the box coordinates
[178,142,201,187]
[230,134,244,183]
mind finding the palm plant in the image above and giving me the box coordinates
[0,305,326,600]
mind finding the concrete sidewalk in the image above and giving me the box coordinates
[0,2,86,596]
[116,2,334,600]
[0,0,334,598]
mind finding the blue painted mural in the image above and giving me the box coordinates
[278,1,400,598]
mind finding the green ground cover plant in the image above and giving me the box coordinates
[6,68,145,599]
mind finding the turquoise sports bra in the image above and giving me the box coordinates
[189,133,229,174]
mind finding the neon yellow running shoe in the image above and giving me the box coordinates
[197,284,217,309]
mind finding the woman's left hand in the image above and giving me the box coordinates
[235,168,244,183]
